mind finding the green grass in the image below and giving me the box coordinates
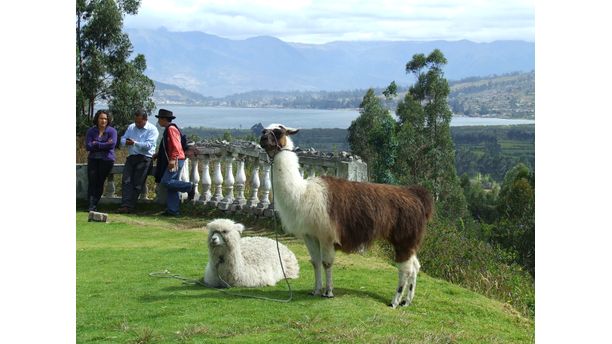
[77,212,534,343]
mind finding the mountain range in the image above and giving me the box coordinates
[127,27,535,97]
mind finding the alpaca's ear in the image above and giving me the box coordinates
[234,223,245,233]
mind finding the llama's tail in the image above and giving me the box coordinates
[408,186,434,221]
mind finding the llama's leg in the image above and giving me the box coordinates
[303,235,323,296]
[390,259,410,308]
[402,256,421,307]
[321,242,336,298]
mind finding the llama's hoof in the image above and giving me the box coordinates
[309,290,322,296]
[399,300,409,307]
[322,290,335,298]
[389,303,398,309]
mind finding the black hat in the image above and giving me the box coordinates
[155,109,175,119]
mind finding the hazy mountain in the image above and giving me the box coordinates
[129,27,534,97]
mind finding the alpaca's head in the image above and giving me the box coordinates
[259,123,300,157]
[205,218,245,250]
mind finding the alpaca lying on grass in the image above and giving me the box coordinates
[204,218,300,288]
[259,124,433,308]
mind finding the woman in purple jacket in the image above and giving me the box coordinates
[85,110,117,211]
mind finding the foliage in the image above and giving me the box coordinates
[76,0,154,133]
[453,125,534,182]
[76,211,534,342]
[417,219,535,317]
[393,50,467,221]
[348,89,398,183]
[492,164,535,275]
[460,173,500,225]
[108,54,155,133]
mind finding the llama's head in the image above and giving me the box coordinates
[259,123,300,157]
[205,218,245,250]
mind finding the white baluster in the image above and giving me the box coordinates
[199,156,212,203]
[140,179,149,200]
[308,165,317,178]
[231,156,247,210]
[246,162,260,209]
[179,159,190,200]
[257,162,271,214]
[155,182,167,205]
[218,154,235,210]
[190,157,201,201]
[207,157,224,206]
[104,173,116,198]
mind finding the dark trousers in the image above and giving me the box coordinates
[87,158,114,210]
[121,154,153,209]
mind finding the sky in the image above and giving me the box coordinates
[124,0,535,44]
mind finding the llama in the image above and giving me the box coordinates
[259,124,433,308]
[204,218,300,288]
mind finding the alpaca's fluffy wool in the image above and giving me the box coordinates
[204,218,299,288]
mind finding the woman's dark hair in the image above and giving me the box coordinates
[93,109,113,127]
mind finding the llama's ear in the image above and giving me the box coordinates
[234,223,245,233]
[285,127,300,135]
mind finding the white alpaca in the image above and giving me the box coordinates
[259,124,432,308]
[204,218,300,288]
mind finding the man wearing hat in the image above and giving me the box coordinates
[153,108,196,216]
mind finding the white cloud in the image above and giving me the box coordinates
[125,0,534,43]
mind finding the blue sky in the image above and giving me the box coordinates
[124,0,535,44]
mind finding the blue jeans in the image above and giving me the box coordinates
[121,154,152,209]
[160,159,192,215]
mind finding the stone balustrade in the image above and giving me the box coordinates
[76,140,368,216]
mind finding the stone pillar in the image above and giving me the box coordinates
[256,162,271,214]
[104,173,116,198]
[199,156,212,203]
[207,156,224,207]
[179,158,190,201]
[140,181,149,200]
[246,162,260,209]
[190,157,201,201]
[218,154,235,210]
[230,156,247,211]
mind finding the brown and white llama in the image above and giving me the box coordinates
[259,123,433,308]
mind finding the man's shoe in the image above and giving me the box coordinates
[160,211,179,217]
[187,182,196,201]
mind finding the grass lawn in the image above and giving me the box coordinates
[76,211,534,343]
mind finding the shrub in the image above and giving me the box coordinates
[418,219,534,317]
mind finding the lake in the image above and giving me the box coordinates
[151,105,535,129]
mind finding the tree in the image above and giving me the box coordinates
[394,49,467,221]
[347,89,398,184]
[492,163,535,275]
[76,0,154,132]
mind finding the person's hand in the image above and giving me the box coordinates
[126,138,135,145]
[152,153,158,160]
[168,159,176,171]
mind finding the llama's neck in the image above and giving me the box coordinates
[271,150,308,205]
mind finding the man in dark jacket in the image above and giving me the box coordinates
[153,109,196,216]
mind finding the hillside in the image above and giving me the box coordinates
[128,27,534,97]
[153,71,535,119]
[448,72,535,119]
[77,212,534,343]
[152,80,215,105]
